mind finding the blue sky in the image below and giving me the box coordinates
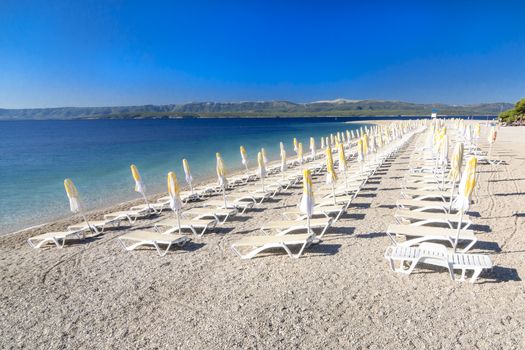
[1,0,524,108]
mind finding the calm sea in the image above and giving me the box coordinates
[0,117,374,233]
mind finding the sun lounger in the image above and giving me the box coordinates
[117,230,190,256]
[182,207,237,224]
[396,199,453,213]
[386,224,477,252]
[27,229,87,249]
[154,217,218,237]
[401,189,452,201]
[394,209,472,230]
[384,242,492,283]
[260,217,333,238]
[204,196,255,214]
[282,204,346,222]
[231,233,315,259]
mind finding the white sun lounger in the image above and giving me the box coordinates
[282,205,347,222]
[204,196,255,214]
[27,229,87,249]
[182,207,238,224]
[231,233,316,259]
[117,230,191,256]
[396,199,454,214]
[154,217,218,237]
[260,217,333,238]
[386,224,477,253]
[67,215,134,234]
[384,242,492,283]
[394,209,472,230]
[104,206,155,224]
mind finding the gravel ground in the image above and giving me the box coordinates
[1,124,524,349]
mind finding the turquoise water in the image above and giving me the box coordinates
[0,118,370,233]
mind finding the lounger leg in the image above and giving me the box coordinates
[461,237,477,253]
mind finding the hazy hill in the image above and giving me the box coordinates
[0,100,513,120]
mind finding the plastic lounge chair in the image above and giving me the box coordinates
[384,242,492,283]
[386,224,477,253]
[104,207,154,224]
[394,209,472,230]
[67,215,134,234]
[154,217,217,237]
[260,217,333,238]
[117,230,191,256]
[27,229,87,249]
[204,196,255,214]
[283,204,346,222]
[231,233,316,259]
[182,207,237,224]
[396,199,454,214]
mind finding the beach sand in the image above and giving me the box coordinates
[1,125,524,349]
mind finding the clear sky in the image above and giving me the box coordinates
[1,0,524,108]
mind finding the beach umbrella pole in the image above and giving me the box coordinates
[453,210,464,254]
[80,211,94,236]
[331,182,336,205]
[307,216,311,234]
[176,210,182,235]
[222,186,227,208]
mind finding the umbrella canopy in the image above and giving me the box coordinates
[261,148,268,164]
[216,153,227,187]
[474,123,481,138]
[130,164,146,194]
[310,137,316,159]
[280,148,287,173]
[361,134,369,155]
[464,125,472,143]
[64,178,82,213]
[297,142,304,164]
[337,143,346,172]
[240,145,248,168]
[167,171,183,211]
[299,169,315,218]
[438,134,449,167]
[447,142,464,183]
[351,130,355,139]
[293,137,298,152]
[357,138,364,162]
[182,158,193,190]
[325,146,337,185]
[257,151,267,178]
[453,157,477,212]
[488,127,497,144]
[321,137,325,149]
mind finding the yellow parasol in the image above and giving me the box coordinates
[257,151,267,191]
[297,142,304,164]
[130,164,151,209]
[299,169,315,233]
[64,179,94,235]
[167,171,183,233]
[452,156,477,252]
[216,152,228,206]
[325,146,337,204]
[240,145,249,171]
[310,137,316,159]
[182,158,194,194]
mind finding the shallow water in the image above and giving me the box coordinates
[0,117,373,233]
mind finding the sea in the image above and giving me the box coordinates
[0,117,380,234]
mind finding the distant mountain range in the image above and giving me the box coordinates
[0,100,512,120]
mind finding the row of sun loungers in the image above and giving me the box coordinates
[383,127,493,282]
